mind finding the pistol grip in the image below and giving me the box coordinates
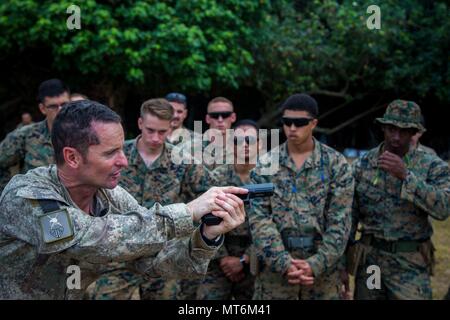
[201,213,223,226]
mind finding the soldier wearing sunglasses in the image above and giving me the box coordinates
[249,93,354,300]
[88,99,220,300]
[197,119,261,300]
[0,79,70,191]
[203,97,237,170]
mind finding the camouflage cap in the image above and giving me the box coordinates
[375,100,425,132]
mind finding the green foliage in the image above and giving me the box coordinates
[0,0,448,104]
[0,0,269,90]
[251,0,449,104]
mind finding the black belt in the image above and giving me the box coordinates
[362,234,428,254]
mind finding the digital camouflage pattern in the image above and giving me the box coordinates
[417,143,437,156]
[375,100,426,132]
[121,138,216,206]
[166,126,201,146]
[0,165,220,299]
[0,120,54,192]
[0,167,10,195]
[90,138,218,300]
[169,130,234,171]
[352,143,450,299]
[0,120,54,173]
[249,139,354,299]
[0,165,221,299]
[197,164,255,300]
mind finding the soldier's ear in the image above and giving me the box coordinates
[231,112,237,123]
[63,147,83,169]
[38,103,47,116]
[138,117,143,130]
[205,114,212,125]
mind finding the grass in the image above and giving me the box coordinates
[431,217,450,299]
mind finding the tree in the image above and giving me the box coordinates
[0,0,271,111]
[250,0,449,127]
[0,0,448,132]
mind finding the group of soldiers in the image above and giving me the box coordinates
[0,78,449,300]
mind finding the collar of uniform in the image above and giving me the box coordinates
[167,126,190,144]
[33,120,51,143]
[367,143,383,168]
[151,142,172,169]
[282,138,322,172]
[229,164,246,185]
[126,137,142,167]
[278,142,291,170]
[15,164,71,206]
[128,136,171,170]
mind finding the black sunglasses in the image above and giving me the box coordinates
[208,112,233,119]
[233,135,257,146]
[281,117,314,127]
[165,93,187,104]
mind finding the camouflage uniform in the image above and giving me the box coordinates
[171,130,233,171]
[202,138,235,171]
[0,120,54,173]
[0,167,10,195]
[167,126,200,146]
[16,121,34,130]
[90,138,217,300]
[197,164,255,300]
[249,139,354,300]
[351,100,450,300]
[0,165,221,299]
[417,143,437,156]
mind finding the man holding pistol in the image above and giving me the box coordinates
[0,100,247,299]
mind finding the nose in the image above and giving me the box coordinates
[290,123,296,130]
[117,150,128,167]
[391,130,400,140]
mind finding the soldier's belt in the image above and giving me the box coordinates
[363,234,428,254]
[285,236,315,250]
[225,235,251,247]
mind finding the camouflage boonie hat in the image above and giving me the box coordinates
[375,100,425,132]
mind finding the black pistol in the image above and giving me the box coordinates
[201,183,274,226]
